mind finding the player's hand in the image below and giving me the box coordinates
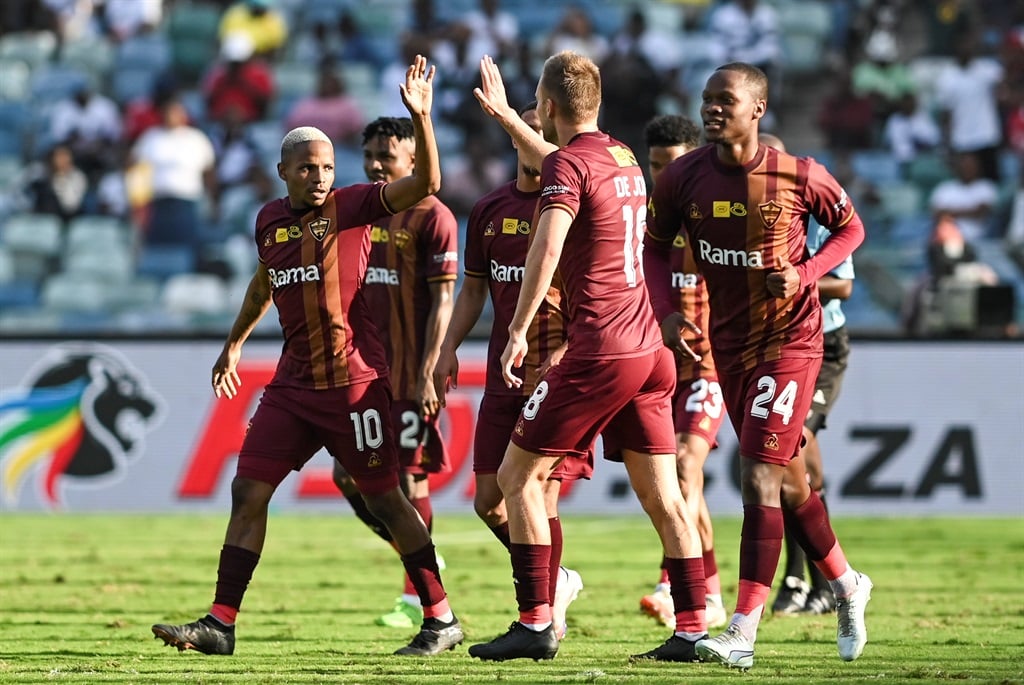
[431,347,459,407]
[417,377,442,419]
[766,255,800,299]
[500,333,527,389]
[659,312,701,362]
[400,54,435,117]
[473,55,513,121]
[537,341,568,377]
[211,347,242,399]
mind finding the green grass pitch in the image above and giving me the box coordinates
[1,513,1022,684]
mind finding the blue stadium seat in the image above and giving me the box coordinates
[136,245,197,282]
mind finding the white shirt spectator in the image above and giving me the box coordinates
[706,0,780,69]
[49,90,122,147]
[132,125,215,201]
[934,57,1003,152]
[883,104,941,165]
[462,2,519,62]
[104,0,163,40]
[929,177,999,242]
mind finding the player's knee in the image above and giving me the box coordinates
[229,477,273,516]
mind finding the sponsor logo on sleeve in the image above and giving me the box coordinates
[433,251,458,264]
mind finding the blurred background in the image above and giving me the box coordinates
[0,0,1022,340]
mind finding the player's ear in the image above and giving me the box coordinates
[752,98,767,121]
[277,162,286,181]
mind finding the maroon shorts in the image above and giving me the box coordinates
[512,346,676,459]
[673,374,726,449]
[720,356,823,466]
[474,393,593,481]
[390,399,450,475]
[236,379,399,495]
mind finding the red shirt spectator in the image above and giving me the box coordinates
[202,32,274,125]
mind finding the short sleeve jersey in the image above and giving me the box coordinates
[649,144,857,372]
[363,194,459,400]
[539,131,662,359]
[465,180,565,395]
[255,184,393,390]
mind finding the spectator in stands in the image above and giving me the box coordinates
[337,11,388,70]
[48,83,122,182]
[208,107,260,196]
[18,142,88,224]
[542,4,609,64]
[923,0,981,57]
[284,65,367,148]
[381,33,435,118]
[41,0,94,47]
[705,0,782,128]
[202,32,274,126]
[881,91,942,173]
[101,0,162,43]
[903,211,1000,336]
[1005,161,1024,274]
[462,0,519,65]
[129,94,216,255]
[816,65,877,152]
[218,0,287,60]
[290,11,386,71]
[599,8,666,171]
[851,29,916,125]
[934,32,1005,181]
[928,151,1001,242]
[122,72,182,144]
[927,212,998,282]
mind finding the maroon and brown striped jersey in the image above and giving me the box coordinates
[255,184,392,390]
[538,131,662,360]
[465,180,565,396]
[363,194,458,400]
[665,230,716,381]
[648,143,862,373]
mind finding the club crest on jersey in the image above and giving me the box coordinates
[759,200,783,228]
[484,221,495,236]
[688,203,703,219]
[393,229,412,250]
[607,145,637,167]
[308,217,331,240]
[673,234,686,248]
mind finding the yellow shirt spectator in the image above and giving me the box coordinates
[218,0,287,58]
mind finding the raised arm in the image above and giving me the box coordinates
[474,55,557,170]
[383,55,441,213]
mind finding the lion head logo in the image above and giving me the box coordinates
[0,344,165,508]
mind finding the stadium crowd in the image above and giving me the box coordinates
[0,0,1021,337]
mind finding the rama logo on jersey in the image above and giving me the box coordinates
[697,239,764,268]
[0,344,164,508]
[268,265,322,288]
[364,266,399,285]
[491,259,525,283]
